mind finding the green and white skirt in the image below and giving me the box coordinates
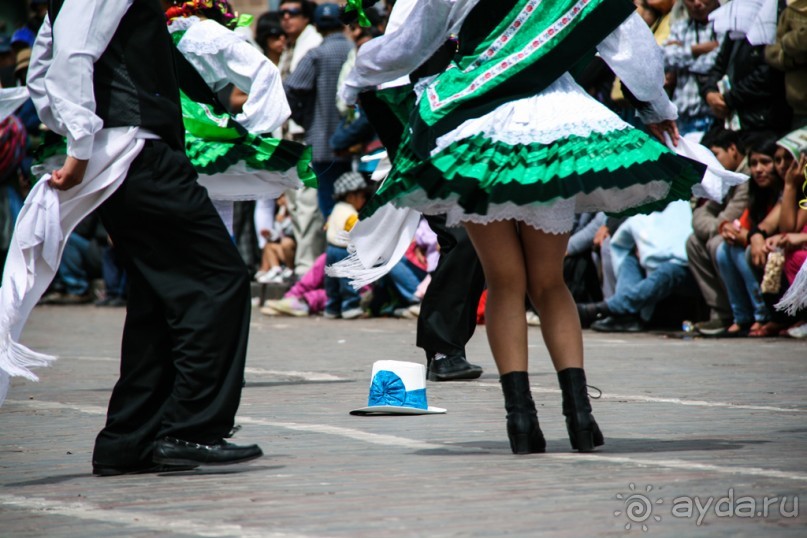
[363,73,704,233]
[181,92,316,202]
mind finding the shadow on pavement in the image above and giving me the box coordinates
[4,464,285,487]
[411,438,767,456]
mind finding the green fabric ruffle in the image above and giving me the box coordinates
[362,127,704,218]
[180,92,316,187]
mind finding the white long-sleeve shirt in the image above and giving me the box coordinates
[169,17,290,134]
[27,0,135,159]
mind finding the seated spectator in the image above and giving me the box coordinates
[95,240,127,307]
[386,218,438,318]
[766,147,807,337]
[715,135,783,336]
[578,200,693,333]
[324,171,369,319]
[0,35,15,88]
[261,253,327,317]
[565,212,606,304]
[765,0,807,129]
[255,194,296,284]
[590,215,627,302]
[42,213,107,305]
[0,111,28,273]
[687,129,750,336]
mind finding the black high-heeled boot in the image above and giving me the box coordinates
[557,368,604,452]
[500,371,546,454]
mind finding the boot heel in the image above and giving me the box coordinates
[509,433,532,454]
[558,368,606,453]
[573,430,595,452]
[507,425,546,454]
[500,372,546,455]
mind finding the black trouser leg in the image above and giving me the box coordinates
[416,214,486,357]
[92,141,251,467]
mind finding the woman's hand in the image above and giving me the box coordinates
[784,154,807,188]
[720,221,746,246]
[765,234,783,251]
[779,232,807,251]
[592,225,610,251]
[647,119,680,147]
[749,233,770,267]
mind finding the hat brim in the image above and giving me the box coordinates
[350,405,446,416]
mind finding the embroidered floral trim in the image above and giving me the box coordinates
[426,0,592,112]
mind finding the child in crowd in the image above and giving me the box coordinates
[261,253,327,317]
[255,194,296,284]
[325,172,370,319]
[386,217,438,318]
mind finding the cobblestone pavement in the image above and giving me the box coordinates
[1,305,805,537]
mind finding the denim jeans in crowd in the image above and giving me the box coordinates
[715,242,769,325]
[102,246,127,299]
[59,233,91,296]
[386,259,427,305]
[606,254,689,321]
[325,244,361,315]
[312,161,353,218]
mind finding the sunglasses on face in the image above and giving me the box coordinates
[280,8,303,17]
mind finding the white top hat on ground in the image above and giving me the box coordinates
[350,360,447,416]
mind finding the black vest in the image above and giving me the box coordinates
[49,0,184,149]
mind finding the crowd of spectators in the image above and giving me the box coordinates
[0,0,805,337]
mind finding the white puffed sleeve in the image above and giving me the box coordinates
[597,12,678,124]
[176,19,290,135]
[341,0,481,105]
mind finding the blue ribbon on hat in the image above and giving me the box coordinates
[367,370,427,410]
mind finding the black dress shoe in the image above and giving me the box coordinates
[590,314,645,333]
[427,353,483,381]
[92,462,198,477]
[577,301,610,327]
[153,437,263,466]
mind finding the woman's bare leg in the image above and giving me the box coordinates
[464,220,528,375]
[279,237,296,268]
[519,225,583,371]
[263,244,282,270]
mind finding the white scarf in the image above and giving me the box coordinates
[0,127,144,406]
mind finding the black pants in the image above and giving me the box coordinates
[360,90,486,359]
[92,141,251,467]
[417,215,486,358]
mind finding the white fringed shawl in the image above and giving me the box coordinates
[0,127,144,405]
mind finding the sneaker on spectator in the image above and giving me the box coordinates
[259,301,280,316]
[50,293,93,305]
[323,310,339,319]
[407,304,421,317]
[257,267,284,284]
[271,297,310,317]
[393,306,417,319]
[254,270,268,281]
[695,319,732,336]
[341,307,364,319]
[526,310,541,326]
[281,267,294,282]
[787,323,807,339]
